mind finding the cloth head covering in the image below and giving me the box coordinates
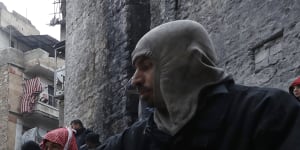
[289,76,300,95]
[132,20,228,135]
[40,127,78,150]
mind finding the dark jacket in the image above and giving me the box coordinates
[76,128,92,149]
[98,81,300,150]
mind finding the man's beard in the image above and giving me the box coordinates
[140,95,168,113]
[140,95,154,108]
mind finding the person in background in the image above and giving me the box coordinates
[40,127,78,150]
[21,140,41,150]
[289,76,300,101]
[80,132,102,150]
[96,20,300,150]
[71,119,92,149]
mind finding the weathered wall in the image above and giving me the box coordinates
[65,0,149,140]
[0,48,24,67]
[0,49,24,150]
[151,0,300,89]
[8,116,17,150]
[0,64,9,150]
[8,65,23,113]
[65,0,300,140]
[7,65,23,150]
[0,2,40,36]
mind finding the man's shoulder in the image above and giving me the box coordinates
[232,84,289,96]
[126,119,148,133]
[231,84,298,105]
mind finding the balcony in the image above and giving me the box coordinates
[24,48,56,80]
[22,82,59,127]
[22,98,59,128]
[34,100,59,118]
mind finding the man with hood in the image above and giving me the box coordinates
[289,76,300,101]
[97,20,300,150]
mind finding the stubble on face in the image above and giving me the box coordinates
[140,94,154,107]
[132,56,154,107]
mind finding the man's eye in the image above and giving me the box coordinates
[140,65,149,70]
[140,63,152,71]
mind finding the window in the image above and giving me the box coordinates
[10,41,15,48]
[48,85,57,107]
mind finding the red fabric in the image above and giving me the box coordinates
[290,77,300,87]
[20,77,43,113]
[40,128,78,150]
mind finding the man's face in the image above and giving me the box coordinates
[293,85,300,98]
[131,56,154,106]
[71,123,81,130]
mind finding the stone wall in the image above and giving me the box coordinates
[0,64,9,150]
[0,48,24,149]
[65,0,300,140]
[150,0,300,89]
[7,64,23,150]
[65,0,149,140]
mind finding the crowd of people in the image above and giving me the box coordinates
[21,119,101,150]
[22,20,300,150]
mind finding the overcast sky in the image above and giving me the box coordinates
[0,0,60,40]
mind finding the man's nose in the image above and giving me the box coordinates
[125,78,138,95]
[125,71,142,95]
[131,70,143,86]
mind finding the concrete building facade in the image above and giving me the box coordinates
[0,2,39,36]
[0,2,62,149]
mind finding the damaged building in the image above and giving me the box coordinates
[0,2,64,149]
